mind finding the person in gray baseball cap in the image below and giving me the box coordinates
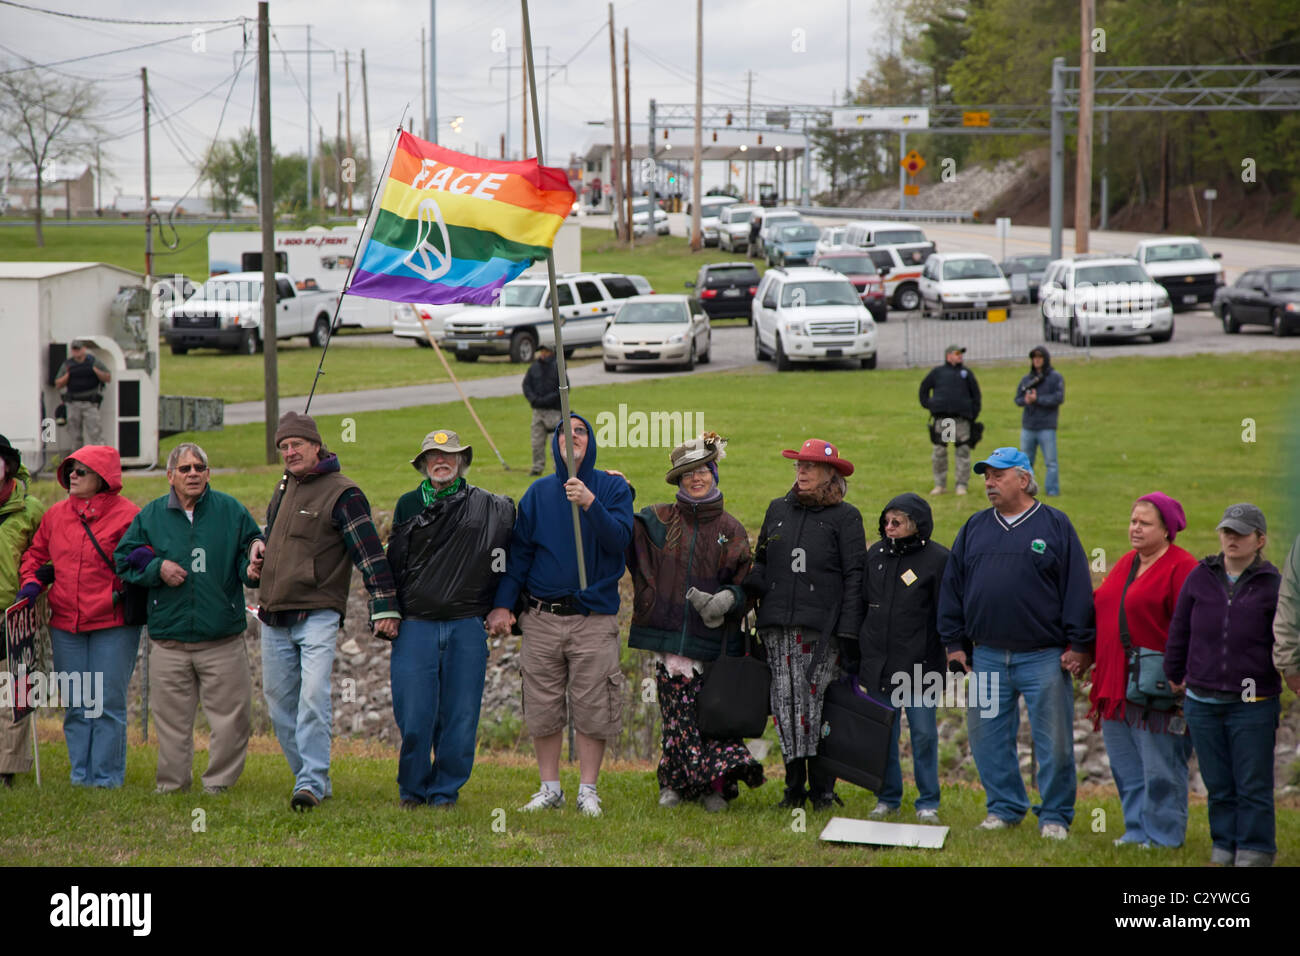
[1165,502,1281,866]
[386,429,515,809]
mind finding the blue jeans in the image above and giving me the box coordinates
[1101,716,1192,847]
[50,625,142,788]
[261,610,339,799]
[1020,428,1059,496]
[1183,695,1279,857]
[390,617,489,805]
[967,646,1076,828]
[874,705,940,810]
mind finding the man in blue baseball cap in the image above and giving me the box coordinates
[937,446,1095,840]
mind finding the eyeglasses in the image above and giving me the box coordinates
[70,466,91,478]
[567,426,589,437]
[685,465,712,478]
[884,517,909,528]
[175,464,207,474]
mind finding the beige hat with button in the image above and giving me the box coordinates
[411,429,473,471]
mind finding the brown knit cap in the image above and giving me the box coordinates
[274,411,323,448]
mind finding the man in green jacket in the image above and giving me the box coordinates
[0,435,45,787]
[116,442,262,794]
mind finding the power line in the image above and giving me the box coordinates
[0,0,244,27]
[0,22,246,75]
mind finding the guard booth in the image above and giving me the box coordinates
[0,262,161,471]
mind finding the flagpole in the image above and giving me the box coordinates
[305,115,406,415]
[522,0,586,591]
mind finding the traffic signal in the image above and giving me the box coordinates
[726,111,733,126]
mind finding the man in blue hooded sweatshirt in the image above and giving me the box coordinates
[487,413,634,817]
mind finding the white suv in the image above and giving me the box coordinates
[1132,236,1224,311]
[1039,256,1174,346]
[751,267,878,370]
[919,252,1012,320]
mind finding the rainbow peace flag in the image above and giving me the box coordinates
[346,131,575,305]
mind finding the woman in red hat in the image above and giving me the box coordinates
[745,438,867,810]
[17,446,141,788]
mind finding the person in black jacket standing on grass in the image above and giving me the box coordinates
[386,429,515,809]
[918,344,982,496]
[858,493,951,823]
[746,438,866,811]
[522,345,563,476]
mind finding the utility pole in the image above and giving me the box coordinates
[489,50,514,159]
[623,27,633,248]
[257,1,279,465]
[94,143,101,213]
[690,0,702,250]
[345,50,354,216]
[335,93,342,215]
[608,4,624,240]
[318,125,325,213]
[745,70,752,202]
[361,49,373,203]
[141,67,152,285]
[421,28,427,139]
[429,0,438,144]
[1074,0,1095,252]
[306,26,312,214]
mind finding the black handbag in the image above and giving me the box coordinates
[817,676,897,792]
[697,629,771,740]
[80,517,149,626]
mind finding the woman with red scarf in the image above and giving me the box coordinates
[1087,492,1197,848]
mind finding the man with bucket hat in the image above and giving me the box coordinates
[252,411,400,811]
[937,446,1094,839]
[385,429,515,809]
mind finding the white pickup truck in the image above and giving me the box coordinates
[164,271,341,355]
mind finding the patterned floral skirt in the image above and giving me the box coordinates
[656,663,766,800]
[763,626,840,760]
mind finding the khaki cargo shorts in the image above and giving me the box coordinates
[519,608,624,740]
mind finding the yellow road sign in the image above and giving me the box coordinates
[901,150,926,174]
[962,111,991,127]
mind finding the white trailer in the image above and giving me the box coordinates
[0,262,161,470]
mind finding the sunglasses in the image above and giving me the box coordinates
[69,466,92,478]
[175,464,207,474]
[884,517,909,528]
[566,427,589,437]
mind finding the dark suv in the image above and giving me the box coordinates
[686,261,760,322]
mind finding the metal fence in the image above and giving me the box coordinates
[900,305,1090,368]
[794,206,976,223]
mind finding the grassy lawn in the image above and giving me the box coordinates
[41,350,1291,560]
[0,220,250,281]
[160,341,599,404]
[4,728,1294,865]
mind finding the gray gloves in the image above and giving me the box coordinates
[685,586,737,629]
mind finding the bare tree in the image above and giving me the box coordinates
[0,59,103,246]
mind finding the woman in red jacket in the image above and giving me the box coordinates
[18,446,141,788]
[1087,492,1197,848]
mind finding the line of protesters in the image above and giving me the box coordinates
[3,422,1296,866]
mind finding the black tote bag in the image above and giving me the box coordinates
[696,629,771,740]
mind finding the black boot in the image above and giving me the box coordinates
[776,759,807,809]
[807,758,842,811]
[0,773,12,789]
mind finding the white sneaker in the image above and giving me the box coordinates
[577,787,603,817]
[868,803,897,820]
[930,485,946,496]
[1040,823,1069,840]
[658,787,682,808]
[519,787,564,812]
[916,808,941,824]
[955,484,968,496]
[977,814,1018,830]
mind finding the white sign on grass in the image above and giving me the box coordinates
[819,816,949,849]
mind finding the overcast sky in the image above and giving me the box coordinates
[3,0,899,200]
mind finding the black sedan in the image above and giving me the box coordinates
[999,254,1051,304]
[1212,266,1300,336]
[686,261,760,323]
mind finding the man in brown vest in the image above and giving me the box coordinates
[250,411,400,810]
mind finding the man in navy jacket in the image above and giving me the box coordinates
[488,413,633,818]
[938,447,1094,840]
[1014,345,1065,496]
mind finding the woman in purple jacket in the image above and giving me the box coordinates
[1164,503,1282,867]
